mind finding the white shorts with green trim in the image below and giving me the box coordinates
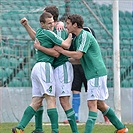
[31,62,55,97]
[54,61,73,97]
[87,75,109,100]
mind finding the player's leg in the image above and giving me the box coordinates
[12,63,45,133]
[72,90,80,122]
[84,100,98,133]
[45,94,59,133]
[32,105,44,133]
[12,97,43,133]
[103,114,110,124]
[30,63,46,133]
[98,101,128,133]
[84,78,100,133]
[97,75,128,133]
[41,62,59,133]
[55,62,79,133]
[31,62,58,133]
[71,64,84,122]
[60,96,79,133]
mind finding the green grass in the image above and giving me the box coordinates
[0,122,133,133]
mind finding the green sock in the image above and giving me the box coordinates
[47,108,58,133]
[65,108,79,133]
[35,106,43,131]
[17,106,36,130]
[103,107,125,130]
[84,111,97,133]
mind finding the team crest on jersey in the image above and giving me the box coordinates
[47,86,52,93]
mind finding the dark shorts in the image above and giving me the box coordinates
[71,64,87,92]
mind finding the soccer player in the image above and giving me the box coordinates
[20,6,64,133]
[20,6,79,133]
[12,12,72,133]
[64,27,110,124]
[54,14,128,133]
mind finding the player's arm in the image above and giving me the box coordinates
[34,39,60,58]
[69,58,81,64]
[60,33,72,49]
[45,30,72,49]
[54,45,83,59]
[20,17,36,40]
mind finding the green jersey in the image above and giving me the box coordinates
[73,29,107,80]
[53,28,69,68]
[35,28,63,65]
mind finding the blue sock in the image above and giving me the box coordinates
[72,94,80,120]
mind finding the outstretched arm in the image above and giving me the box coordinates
[20,17,36,40]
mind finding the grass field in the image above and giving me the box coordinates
[0,122,133,133]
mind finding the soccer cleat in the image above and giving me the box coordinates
[63,119,79,124]
[31,130,44,133]
[114,128,128,133]
[12,127,24,133]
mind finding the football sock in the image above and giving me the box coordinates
[47,108,58,133]
[72,94,80,120]
[35,106,44,131]
[65,108,79,133]
[17,106,36,130]
[84,111,97,133]
[103,107,125,130]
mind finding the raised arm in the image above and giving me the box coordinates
[20,17,36,40]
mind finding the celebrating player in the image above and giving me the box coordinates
[19,6,79,133]
[54,14,128,133]
[12,11,72,133]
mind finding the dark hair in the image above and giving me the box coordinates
[40,12,53,23]
[67,14,84,28]
[83,27,96,38]
[44,6,59,22]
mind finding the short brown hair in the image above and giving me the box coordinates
[40,12,53,23]
[44,6,59,22]
[67,14,84,28]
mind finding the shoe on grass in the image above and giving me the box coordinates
[12,127,24,133]
[114,128,128,133]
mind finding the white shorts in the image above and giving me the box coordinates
[54,61,73,97]
[87,75,109,100]
[31,62,55,97]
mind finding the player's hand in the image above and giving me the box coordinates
[20,17,28,26]
[56,21,64,30]
[51,47,60,58]
[34,38,40,50]
[54,45,64,53]
[68,33,72,39]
